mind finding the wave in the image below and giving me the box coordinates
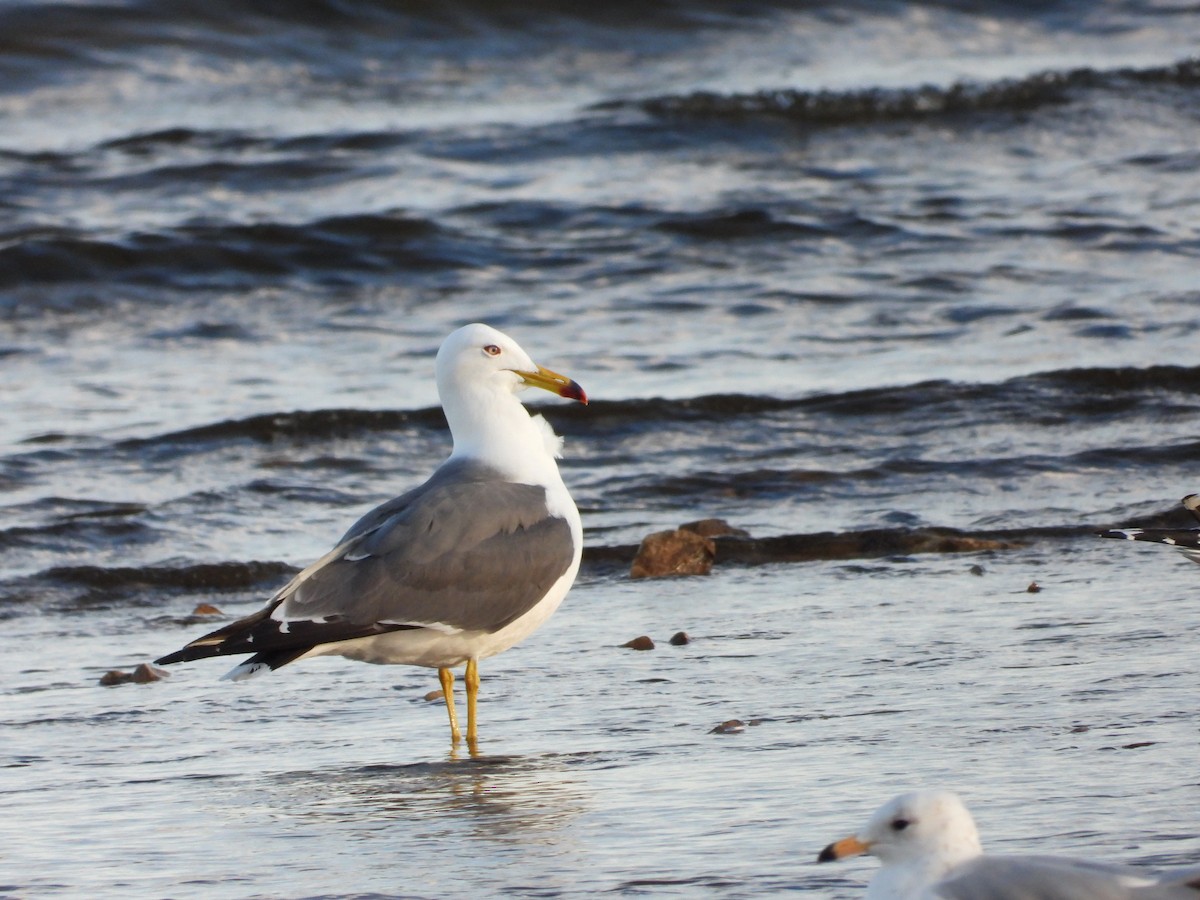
[0,560,297,617]
[6,361,1200,614]
[65,362,1200,455]
[0,195,642,299]
[43,560,294,591]
[0,0,809,92]
[573,364,1200,430]
[653,209,902,242]
[5,512,1184,615]
[1,0,1174,99]
[0,213,456,293]
[121,407,447,450]
[615,57,1200,127]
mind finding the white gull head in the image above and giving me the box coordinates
[818,790,1200,899]
[435,323,586,482]
[820,790,983,900]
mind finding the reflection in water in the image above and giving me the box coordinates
[262,750,596,849]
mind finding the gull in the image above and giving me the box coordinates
[1099,494,1200,564]
[157,323,588,748]
[818,789,1200,899]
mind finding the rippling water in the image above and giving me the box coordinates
[3,0,1200,896]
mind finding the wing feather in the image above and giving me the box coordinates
[937,856,1187,900]
[156,459,576,666]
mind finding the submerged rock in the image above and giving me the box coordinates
[669,631,691,645]
[132,663,169,683]
[192,602,223,615]
[587,521,1027,579]
[621,635,656,651]
[710,717,761,734]
[99,663,170,686]
[713,529,1022,565]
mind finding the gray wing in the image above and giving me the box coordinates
[937,856,1198,900]
[155,459,577,667]
[278,459,576,633]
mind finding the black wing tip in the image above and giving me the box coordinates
[155,644,309,671]
[154,605,277,666]
[235,649,310,673]
[154,643,224,666]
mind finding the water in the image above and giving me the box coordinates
[6,549,1197,897]
[3,1,1200,896]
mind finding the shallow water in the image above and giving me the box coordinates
[3,0,1200,896]
[5,542,1199,898]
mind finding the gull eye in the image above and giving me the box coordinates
[483,344,502,357]
[891,818,911,832]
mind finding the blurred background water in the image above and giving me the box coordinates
[2,1,1199,897]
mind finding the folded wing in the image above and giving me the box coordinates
[156,459,575,667]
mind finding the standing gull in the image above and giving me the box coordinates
[818,789,1200,899]
[156,323,588,747]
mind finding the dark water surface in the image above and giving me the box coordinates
[3,1,1199,896]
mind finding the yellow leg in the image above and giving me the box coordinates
[465,658,480,747]
[438,666,461,743]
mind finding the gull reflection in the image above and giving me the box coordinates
[263,750,596,847]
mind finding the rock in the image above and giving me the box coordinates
[131,663,170,683]
[622,635,656,651]
[423,689,445,702]
[968,564,985,576]
[708,528,1024,566]
[668,631,690,646]
[100,663,169,686]
[1027,581,1041,593]
[680,518,750,539]
[192,602,222,615]
[630,529,716,578]
[710,719,746,734]
[583,525,1029,577]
